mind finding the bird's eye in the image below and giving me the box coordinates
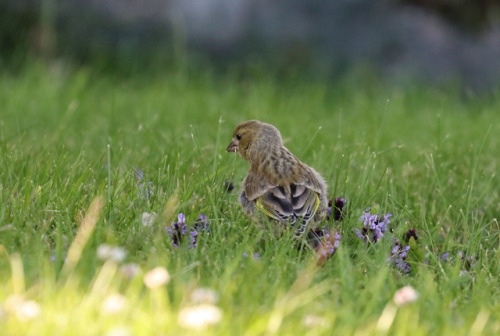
[236,134,242,140]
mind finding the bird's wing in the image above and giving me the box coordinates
[254,183,320,236]
[289,183,321,223]
[243,171,274,201]
[255,185,295,224]
[296,167,324,195]
[244,166,322,234]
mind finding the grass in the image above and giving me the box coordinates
[0,62,499,335]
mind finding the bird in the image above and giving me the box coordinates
[226,120,328,249]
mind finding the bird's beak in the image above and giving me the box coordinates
[226,140,238,152]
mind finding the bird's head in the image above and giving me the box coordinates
[226,120,282,162]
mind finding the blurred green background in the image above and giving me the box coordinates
[2,0,500,90]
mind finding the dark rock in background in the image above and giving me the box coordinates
[2,0,500,91]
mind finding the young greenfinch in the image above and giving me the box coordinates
[226,120,328,249]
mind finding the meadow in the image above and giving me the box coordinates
[0,62,499,335]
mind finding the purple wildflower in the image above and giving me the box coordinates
[196,213,210,232]
[243,252,260,260]
[403,228,418,242]
[356,211,392,243]
[166,213,210,248]
[327,197,346,221]
[50,251,68,263]
[188,230,198,248]
[324,231,341,255]
[223,180,235,193]
[388,239,411,273]
[314,226,342,256]
[425,250,477,271]
[135,168,153,200]
[458,251,477,270]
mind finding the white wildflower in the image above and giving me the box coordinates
[97,244,126,262]
[120,263,140,279]
[106,326,132,336]
[190,288,219,304]
[6,296,41,321]
[97,244,113,260]
[302,314,327,328]
[109,247,126,262]
[143,266,170,289]
[142,212,157,227]
[102,294,127,314]
[178,304,222,329]
[16,300,41,320]
[393,286,419,306]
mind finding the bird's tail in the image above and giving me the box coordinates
[305,229,322,249]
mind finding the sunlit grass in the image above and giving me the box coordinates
[0,63,499,335]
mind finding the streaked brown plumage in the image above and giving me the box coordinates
[226,120,327,248]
